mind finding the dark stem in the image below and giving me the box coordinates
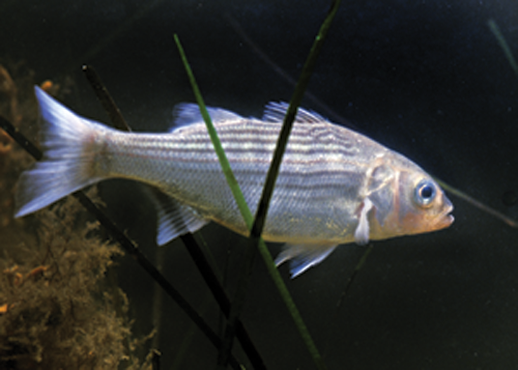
[0,116,243,370]
[81,66,265,369]
[219,1,342,368]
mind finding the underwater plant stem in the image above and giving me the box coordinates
[336,245,374,309]
[175,0,342,365]
[70,0,166,72]
[249,0,342,367]
[0,117,43,160]
[151,349,161,370]
[0,115,243,370]
[180,234,266,369]
[82,65,132,132]
[224,13,351,129]
[174,34,262,369]
[250,0,342,240]
[216,238,258,369]
[174,35,253,230]
[488,19,518,79]
[435,178,518,228]
[82,65,265,368]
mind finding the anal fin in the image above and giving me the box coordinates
[274,243,338,278]
[148,188,208,246]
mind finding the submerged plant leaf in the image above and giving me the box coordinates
[0,114,244,370]
[0,192,152,369]
[488,19,518,79]
[80,64,265,368]
[174,0,343,366]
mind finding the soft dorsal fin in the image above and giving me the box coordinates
[147,188,208,245]
[171,103,243,132]
[263,101,326,123]
[274,243,338,278]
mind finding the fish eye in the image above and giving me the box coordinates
[414,179,436,207]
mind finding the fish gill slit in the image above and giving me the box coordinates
[367,156,395,196]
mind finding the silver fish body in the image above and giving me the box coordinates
[15,87,454,277]
[106,111,383,244]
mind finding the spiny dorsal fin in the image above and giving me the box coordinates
[263,101,326,124]
[171,103,243,132]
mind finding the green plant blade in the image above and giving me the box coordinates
[488,19,518,79]
[174,31,329,368]
[251,0,343,239]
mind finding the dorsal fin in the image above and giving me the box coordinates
[171,103,243,132]
[262,101,326,123]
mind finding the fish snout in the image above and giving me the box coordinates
[434,194,454,230]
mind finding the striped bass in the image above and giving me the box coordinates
[15,87,454,277]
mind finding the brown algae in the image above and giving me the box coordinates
[0,64,152,370]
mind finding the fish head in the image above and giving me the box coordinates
[391,170,454,236]
[365,155,454,240]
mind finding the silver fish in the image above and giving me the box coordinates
[15,87,454,277]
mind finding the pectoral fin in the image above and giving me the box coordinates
[148,188,208,245]
[274,243,338,278]
[354,197,374,245]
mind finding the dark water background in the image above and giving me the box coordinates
[2,0,518,368]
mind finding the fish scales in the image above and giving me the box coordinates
[104,118,371,243]
[14,88,454,277]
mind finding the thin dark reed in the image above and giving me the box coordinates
[221,1,343,368]
[488,19,518,79]
[335,245,374,309]
[173,36,262,369]
[151,349,161,370]
[180,233,266,369]
[224,12,353,129]
[251,0,342,239]
[175,0,343,364]
[80,67,266,369]
[82,65,132,132]
[0,115,242,370]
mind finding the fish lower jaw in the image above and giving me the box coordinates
[431,209,455,231]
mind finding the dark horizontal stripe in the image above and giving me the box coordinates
[114,143,368,163]
[115,123,358,147]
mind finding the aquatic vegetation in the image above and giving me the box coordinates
[175,0,344,365]
[0,66,153,370]
[2,3,517,369]
[488,19,518,79]
[0,64,33,229]
[1,62,263,368]
[0,195,156,369]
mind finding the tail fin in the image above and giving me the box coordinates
[15,86,107,217]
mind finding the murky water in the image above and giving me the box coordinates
[1,1,518,368]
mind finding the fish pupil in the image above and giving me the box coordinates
[421,185,434,199]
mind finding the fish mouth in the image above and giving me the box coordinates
[435,202,454,230]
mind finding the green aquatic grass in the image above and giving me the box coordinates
[250,0,343,239]
[0,116,242,370]
[177,11,516,370]
[175,1,341,368]
[173,36,253,231]
[488,19,518,79]
[174,36,271,369]
[82,64,264,368]
[435,177,518,228]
